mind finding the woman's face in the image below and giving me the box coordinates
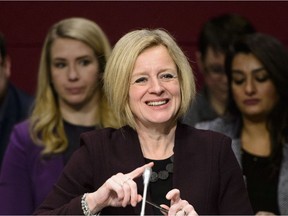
[129,45,181,127]
[231,53,279,120]
[50,38,100,109]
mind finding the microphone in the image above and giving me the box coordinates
[140,167,151,216]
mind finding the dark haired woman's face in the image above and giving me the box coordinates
[231,53,278,120]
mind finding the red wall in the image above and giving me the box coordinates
[1,1,288,95]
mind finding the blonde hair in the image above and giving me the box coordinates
[30,17,119,155]
[104,29,196,129]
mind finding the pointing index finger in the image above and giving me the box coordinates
[128,162,154,180]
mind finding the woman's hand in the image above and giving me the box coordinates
[161,189,198,216]
[86,162,154,214]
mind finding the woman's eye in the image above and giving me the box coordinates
[256,75,269,82]
[134,77,147,83]
[233,79,244,85]
[53,62,66,69]
[160,73,177,80]
[232,75,245,85]
[79,59,91,66]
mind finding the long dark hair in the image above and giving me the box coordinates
[225,33,288,170]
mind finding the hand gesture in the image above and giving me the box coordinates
[161,189,198,216]
[86,162,154,214]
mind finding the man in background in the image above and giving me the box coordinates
[183,13,256,126]
[0,32,34,167]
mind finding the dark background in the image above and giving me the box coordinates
[1,1,287,95]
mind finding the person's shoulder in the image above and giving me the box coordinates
[9,120,38,150]
[7,83,34,114]
[195,117,226,130]
[12,119,30,134]
[179,121,229,140]
[178,123,232,151]
[8,83,34,101]
[79,126,135,155]
[80,126,121,139]
[80,126,130,147]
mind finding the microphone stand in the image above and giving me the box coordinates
[140,167,151,216]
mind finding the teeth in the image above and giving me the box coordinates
[147,100,167,106]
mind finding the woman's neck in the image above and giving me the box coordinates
[136,123,176,160]
[241,117,271,156]
[60,95,100,127]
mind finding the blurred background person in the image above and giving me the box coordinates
[0,17,119,214]
[0,32,34,168]
[35,28,252,215]
[196,33,288,215]
[183,13,256,126]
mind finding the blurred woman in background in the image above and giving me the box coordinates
[0,17,119,214]
[196,33,288,215]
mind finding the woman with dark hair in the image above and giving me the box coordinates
[196,33,288,215]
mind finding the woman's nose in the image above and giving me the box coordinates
[67,65,79,80]
[244,78,256,95]
[148,78,164,94]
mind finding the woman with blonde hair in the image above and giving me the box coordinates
[0,17,119,214]
[35,29,252,215]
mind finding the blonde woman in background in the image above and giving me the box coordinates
[0,17,119,214]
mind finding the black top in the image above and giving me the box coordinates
[63,120,96,164]
[242,149,280,214]
[145,156,173,215]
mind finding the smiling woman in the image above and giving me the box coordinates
[129,45,181,127]
[34,29,252,216]
[0,17,120,215]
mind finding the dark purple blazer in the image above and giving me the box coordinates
[0,120,65,214]
[35,123,252,215]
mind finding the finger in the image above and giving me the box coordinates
[120,177,138,207]
[127,162,154,180]
[168,198,190,216]
[175,209,186,216]
[182,204,197,216]
[121,180,132,207]
[125,178,138,206]
[116,175,138,207]
[166,188,180,204]
[108,173,127,199]
[160,204,169,215]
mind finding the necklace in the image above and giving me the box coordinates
[149,155,174,182]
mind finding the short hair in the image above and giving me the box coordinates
[30,17,117,155]
[0,32,7,64]
[104,29,196,129]
[198,13,255,60]
[225,33,288,168]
